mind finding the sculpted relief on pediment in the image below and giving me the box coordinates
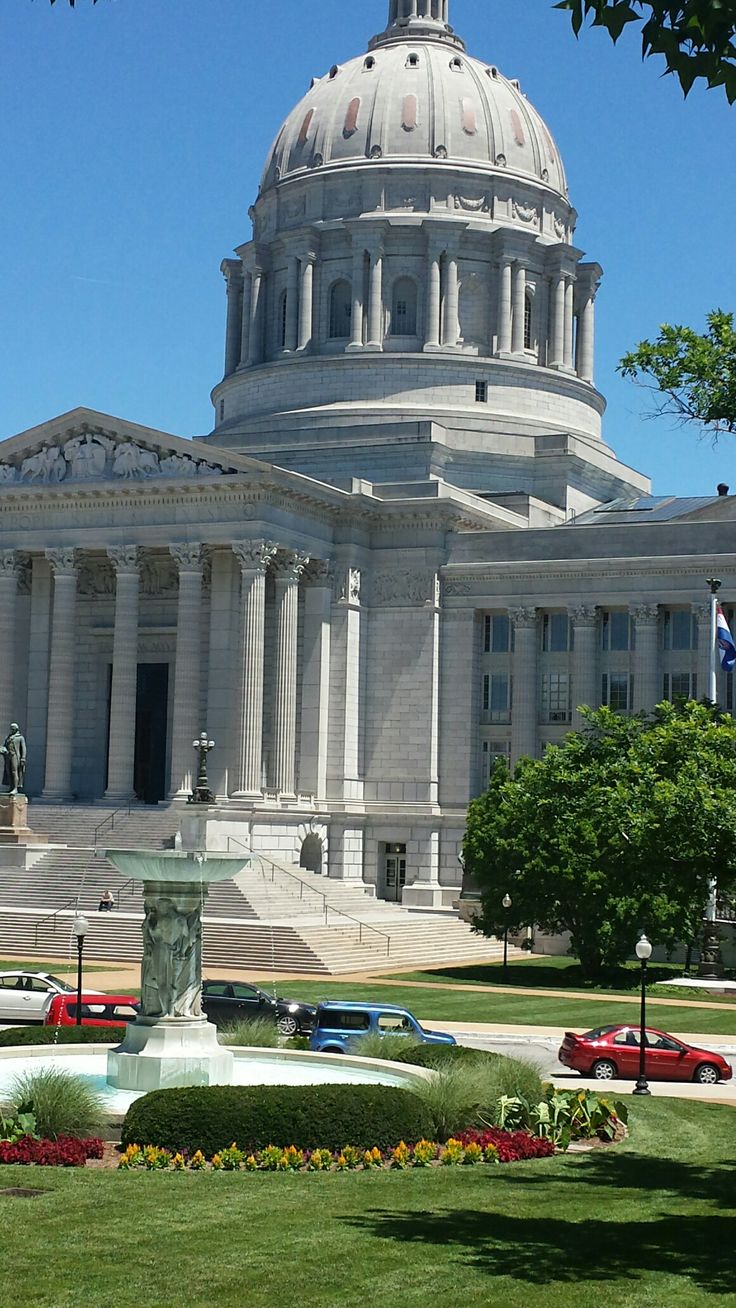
[0,426,233,487]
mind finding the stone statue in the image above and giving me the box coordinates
[0,724,26,795]
[140,893,202,1019]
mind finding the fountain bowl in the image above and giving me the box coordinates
[104,849,248,884]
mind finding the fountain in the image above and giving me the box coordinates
[103,849,249,1092]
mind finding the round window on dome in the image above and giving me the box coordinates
[329,65,339,80]
[450,57,463,71]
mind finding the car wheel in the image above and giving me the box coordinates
[276,1014,299,1038]
[591,1059,617,1081]
[694,1063,720,1085]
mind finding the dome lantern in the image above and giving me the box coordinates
[370,0,464,50]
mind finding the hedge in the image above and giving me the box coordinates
[0,1025,126,1048]
[394,1043,496,1069]
[121,1083,434,1156]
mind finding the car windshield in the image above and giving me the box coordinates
[44,975,74,991]
[581,1025,621,1040]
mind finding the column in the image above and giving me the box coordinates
[0,552,18,733]
[42,549,78,800]
[206,549,239,799]
[221,260,243,376]
[299,561,332,798]
[285,255,299,352]
[631,602,660,712]
[231,541,278,798]
[549,273,565,367]
[564,276,575,370]
[511,261,527,355]
[25,556,52,795]
[104,546,140,802]
[168,544,204,799]
[695,602,712,702]
[576,289,596,383]
[348,243,365,349]
[327,565,364,802]
[239,270,252,367]
[496,257,512,354]
[246,267,263,367]
[298,255,315,351]
[272,551,310,794]
[424,246,442,348]
[442,252,460,346]
[570,604,598,729]
[510,606,538,765]
[366,246,384,349]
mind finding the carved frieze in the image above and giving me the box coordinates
[0,426,232,487]
[512,199,539,226]
[333,566,361,605]
[454,192,491,214]
[140,555,178,597]
[78,558,115,596]
[372,570,439,606]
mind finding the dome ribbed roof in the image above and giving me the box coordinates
[260,19,567,198]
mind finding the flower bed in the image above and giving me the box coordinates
[0,1136,104,1167]
[118,1131,556,1173]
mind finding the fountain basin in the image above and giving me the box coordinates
[104,849,248,885]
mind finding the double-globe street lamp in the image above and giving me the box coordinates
[633,932,653,1096]
[72,913,90,1027]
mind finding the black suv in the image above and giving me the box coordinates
[200,980,316,1037]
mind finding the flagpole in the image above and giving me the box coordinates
[706,577,721,703]
[701,578,723,979]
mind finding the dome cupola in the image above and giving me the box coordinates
[369,0,464,50]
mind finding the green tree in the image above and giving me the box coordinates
[463,702,736,978]
[619,310,736,438]
[557,0,736,101]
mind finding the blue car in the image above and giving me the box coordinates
[309,1001,456,1055]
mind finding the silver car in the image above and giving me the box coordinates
[0,971,81,1023]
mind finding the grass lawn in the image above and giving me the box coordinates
[276,980,736,1037]
[0,959,120,975]
[389,956,736,1002]
[0,1099,734,1307]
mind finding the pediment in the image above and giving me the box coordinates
[0,407,241,489]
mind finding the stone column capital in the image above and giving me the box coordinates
[303,559,333,588]
[169,542,204,572]
[569,603,597,627]
[107,545,140,575]
[45,548,77,577]
[221,258,244,287]
[629,602,659,624]
[272,550,311,584]
[510,605,537,630]
[693,601,712,624]
[232,540,278,575]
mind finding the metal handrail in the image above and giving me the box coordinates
[93,804,132,846]
[33,898,79,944]
[226,838,391,956]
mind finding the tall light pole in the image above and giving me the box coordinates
[701,578,724,978]
[633,933,652,1096]
[72,914,89,1027]
[502,892,512,982]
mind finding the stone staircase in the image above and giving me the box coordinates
[0,804,508,975]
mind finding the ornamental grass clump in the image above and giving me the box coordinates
[217,1017,279,1048]
[347,1032,422,1062]
[10,1068,105,1142]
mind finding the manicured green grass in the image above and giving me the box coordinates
[390,956,736,1002]
[0,1100,733,1307]
[0,959,120,976]
[277,980,736,1036]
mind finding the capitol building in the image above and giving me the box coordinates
[2,0,734,908]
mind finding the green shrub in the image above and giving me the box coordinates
[397,1044,544,1108]
[217,1017,279,1048]
[0,1025,125,1048]
[10,1068,105,1141]
[394,1043,487,1069]
[397,1044,545,1135]
[347,1032,422,1062]
[284,1034,310,1051]
[121,1083,434,1156]
[411,1064,487,1141]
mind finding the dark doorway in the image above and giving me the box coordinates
[300,833,323,874]
[134,664,169,803]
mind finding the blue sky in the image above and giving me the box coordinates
[1,0,734,496]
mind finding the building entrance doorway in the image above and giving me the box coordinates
[384,844,407,902]
[134,664,169,803]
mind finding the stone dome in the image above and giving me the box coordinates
[261,3,567,198]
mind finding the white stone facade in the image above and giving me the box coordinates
[2,2,734,907]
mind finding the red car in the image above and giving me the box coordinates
[559,1024,733,1085]
[44,993,139,1028]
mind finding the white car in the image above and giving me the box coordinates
[0,971,103,1023]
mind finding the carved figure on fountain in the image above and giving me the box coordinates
[141,891,203,1020]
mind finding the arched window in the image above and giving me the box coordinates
[329,279,352,339]
[390,277,418,336]
[300,833,323,874]
[278,290,288,349]
[523,294,532,350]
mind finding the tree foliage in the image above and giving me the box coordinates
[463,702,736,978]
[557,0,736,101]
[619,310,736,438]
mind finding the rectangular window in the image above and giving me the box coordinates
[602,611,633,652]
[602,672,633,712]
[482,740,510,779]
[663,609,697,651]
[542,612,571,653]
[475,380,488,403]
[482,674,510,721]
[483,613,510,654]
[541,672,571,723]
[663,672,697,701]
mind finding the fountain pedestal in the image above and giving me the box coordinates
[103,850,248,1093]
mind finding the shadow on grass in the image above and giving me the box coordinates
[414,961,695,992]
[342,1205,735,1294]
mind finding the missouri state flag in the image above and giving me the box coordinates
[717,604,736,672]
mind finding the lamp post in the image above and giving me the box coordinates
[72,913,89,1027]
[189,732,216,805]
[502,893,512,982]
[633,933,652,1096]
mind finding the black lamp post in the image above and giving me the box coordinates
[72,913,89,1027]
[502,893,512,982]
[633,933,652,1096]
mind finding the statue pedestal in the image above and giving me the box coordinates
[107,1017,234,1092]
[0,794,47,844]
